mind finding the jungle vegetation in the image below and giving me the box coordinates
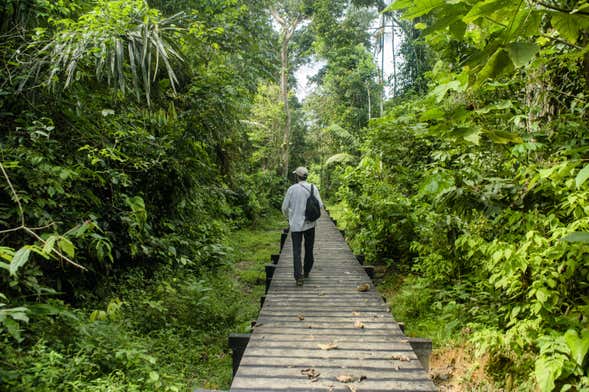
[0,0,588,390]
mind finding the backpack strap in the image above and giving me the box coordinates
[299,183,313,195]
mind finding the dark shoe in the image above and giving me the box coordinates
[296,278,304,287]
[303,272,309,278]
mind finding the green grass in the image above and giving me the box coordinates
[377,272,466,348]
[227,209,287,291]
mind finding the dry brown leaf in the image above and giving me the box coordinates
[301,368,320,379]
[346,386,358,392]
[327,385,335,392]
[356,283,370,292]
[352,311,360,316]
[306,324,313,329]
[318,342,338,350]
[297,313,305,320]
[336,374,355,383]
[354,320,365,329]
[391,354,411,361]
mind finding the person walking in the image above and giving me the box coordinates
[281,166,323,286]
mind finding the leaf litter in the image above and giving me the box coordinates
[301,368,320,380]
[318,342,338,350]
[391,353,411,361]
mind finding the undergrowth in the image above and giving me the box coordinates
[0,210,285,391]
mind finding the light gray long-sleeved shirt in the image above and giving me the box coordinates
[281,181,323,232]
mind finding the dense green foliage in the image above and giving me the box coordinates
[0,0,288,390]
[3,0,589,390]
[322,0,589,390]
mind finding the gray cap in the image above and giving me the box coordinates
[293,166,309,177]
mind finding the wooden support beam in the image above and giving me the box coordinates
[280,230,288,251]
[265,264,276,293]
[363,265,375,279]
[228,333,251,377]
[408,337,433,370]
[270,254,279,264]
[355,254,365,265]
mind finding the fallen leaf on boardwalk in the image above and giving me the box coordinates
[391,354,411,361]
[359,375,367,381]
[297,314,305,320]
[327,385,335,392]
[354,320,365,329]
[352,311,360,316]
[318,342,338,350]
[356,283,370,292]
[346,386,358,392]
[306,324,313,329]
[336,374,355,383]
[301,368,320,379]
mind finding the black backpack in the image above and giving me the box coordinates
[301,184,321,222]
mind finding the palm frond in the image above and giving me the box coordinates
[20,0,185,105]
[325,153,357,166]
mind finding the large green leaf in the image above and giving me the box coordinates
[506,42,539,67]
[535,355,565,392]
[58,237,75,259]
[9,247,31,276]
[386,0,446,19]
[476,48,514,85]
[430,80,464,103]
[561,232,589,243]
[475,100,513,114]
[485,130,523,144]
[575,163,589,188]
[551,13,588,44]
[564,329,589,367]
[463,0,510,24]
[451,126,482,145]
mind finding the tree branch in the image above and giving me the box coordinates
[531,0,589,15]
[0,161,24,227]
[541,33,584,49]
[0,161,86,271]
[270,8,286,26]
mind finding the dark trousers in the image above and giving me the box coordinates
[291,228,315,279]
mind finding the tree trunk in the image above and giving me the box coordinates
[367,84,371,121]
[391,20,397,97]
[280,38,291,178]
[380,13,385,117]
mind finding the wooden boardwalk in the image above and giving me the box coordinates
[230,213,437,391]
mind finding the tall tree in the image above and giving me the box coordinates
[270,0,309,178]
